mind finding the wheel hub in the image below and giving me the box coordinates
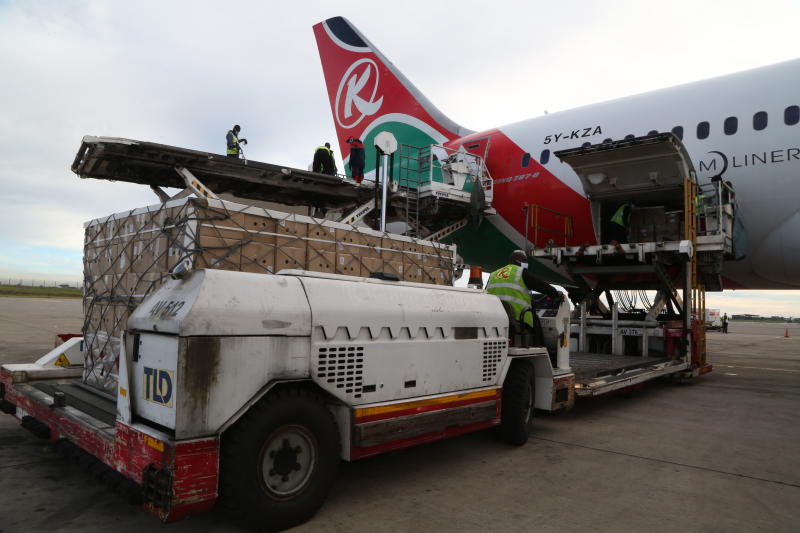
[260,425,317,498]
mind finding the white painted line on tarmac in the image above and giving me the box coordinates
[724,373,737,376]
[720,365,798,373]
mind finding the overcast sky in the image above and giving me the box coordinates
[1,0,798,315]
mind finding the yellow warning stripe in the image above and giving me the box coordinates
[355,389,498,419]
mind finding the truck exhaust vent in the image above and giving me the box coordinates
[317,346,364,399]
[482,341,505,382]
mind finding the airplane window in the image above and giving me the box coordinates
[647,130,658,135]
[785,105,799,126]
[624,134,634,140]
[603,138,612,144]
[753,111,768,131]
[521,153,530,167]
[697,121,710,139]
[582,142,591,148]
[539,150,550,165]
[671,126,683,140]
[724,116,738,135]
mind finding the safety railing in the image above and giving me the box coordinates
[398,143,493,198]
[696,179,736,237]
[524,204,574,249]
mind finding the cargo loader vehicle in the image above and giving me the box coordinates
[0,133,729,530]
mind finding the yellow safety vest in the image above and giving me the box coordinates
[486,264,533,327]
[227,131,240,155]
[611,204,627,227]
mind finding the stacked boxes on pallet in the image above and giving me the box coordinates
[82,197,456,394]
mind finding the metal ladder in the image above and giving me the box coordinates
[397,144,426,237]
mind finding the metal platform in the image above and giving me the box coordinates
[72,136,369,210]
[569,352,668,380]
[31,380,117,426]
[71,137,492,232]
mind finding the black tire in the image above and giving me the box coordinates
[499,360,535,445]
[220,387,341,532]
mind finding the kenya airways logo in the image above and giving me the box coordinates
[335,58,384,129]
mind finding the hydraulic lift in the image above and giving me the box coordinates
[532,134,738,396]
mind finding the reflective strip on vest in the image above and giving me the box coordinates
[486,264,533,326]
[611,204,627,227]
[227,131,239,155]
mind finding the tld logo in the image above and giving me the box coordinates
[143,366,173,407]
[335,58,383,129]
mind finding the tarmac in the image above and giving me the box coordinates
[0,296,798,532]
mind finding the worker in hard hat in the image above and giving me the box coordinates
[346,137,365,183]
[486,250,561,330]
[226,125,247,158]
[313,143,337,175]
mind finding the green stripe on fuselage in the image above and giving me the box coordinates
[443,219,573,286]
[358,122,444,186]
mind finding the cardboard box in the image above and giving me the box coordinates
[241,242,276,274]
[275,245,306,271]
[431,268,453,286]
[306,250,336,274]
[335,253,361,276]
[629,206,665,243]
[276,219,307,247]
[132,272,165,299]
[335,229,366,256]
[421,244,451,267]
[198,223,245,241]
[84,223,103,246]
[403,239,422,254]
[131,237,167,274]
[360,234,382,259]
[380,237,403,261]
[403,263,423,283]
[359,257,385,278]
[307,223,336,252]
[196,237,242,271]
[382,260,403,279]
[243,214,277,244]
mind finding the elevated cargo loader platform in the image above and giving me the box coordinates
[71,136,494,239]
[532,134,728,396]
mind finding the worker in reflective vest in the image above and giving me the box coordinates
[226,125,247,158]
[313,143,337,175]
[608,201,633,244]
[486,250,561,327]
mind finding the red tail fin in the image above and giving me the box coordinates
[313,16,470,171]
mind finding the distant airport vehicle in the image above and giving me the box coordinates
[706,309,723,330]
[313,16,800,290]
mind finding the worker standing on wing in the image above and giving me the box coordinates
[486,250,561,329]
[226,125,247,159]
[346,137,366,183]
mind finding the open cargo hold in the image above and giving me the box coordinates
[83,196,455,394]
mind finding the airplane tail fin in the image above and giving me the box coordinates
[312,17,471,176]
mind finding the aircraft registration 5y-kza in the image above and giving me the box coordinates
[313,16,800,290]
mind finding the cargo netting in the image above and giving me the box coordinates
[82,197,455,395]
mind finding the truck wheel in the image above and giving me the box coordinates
[220,387,340,531]
[499,360,535,445]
